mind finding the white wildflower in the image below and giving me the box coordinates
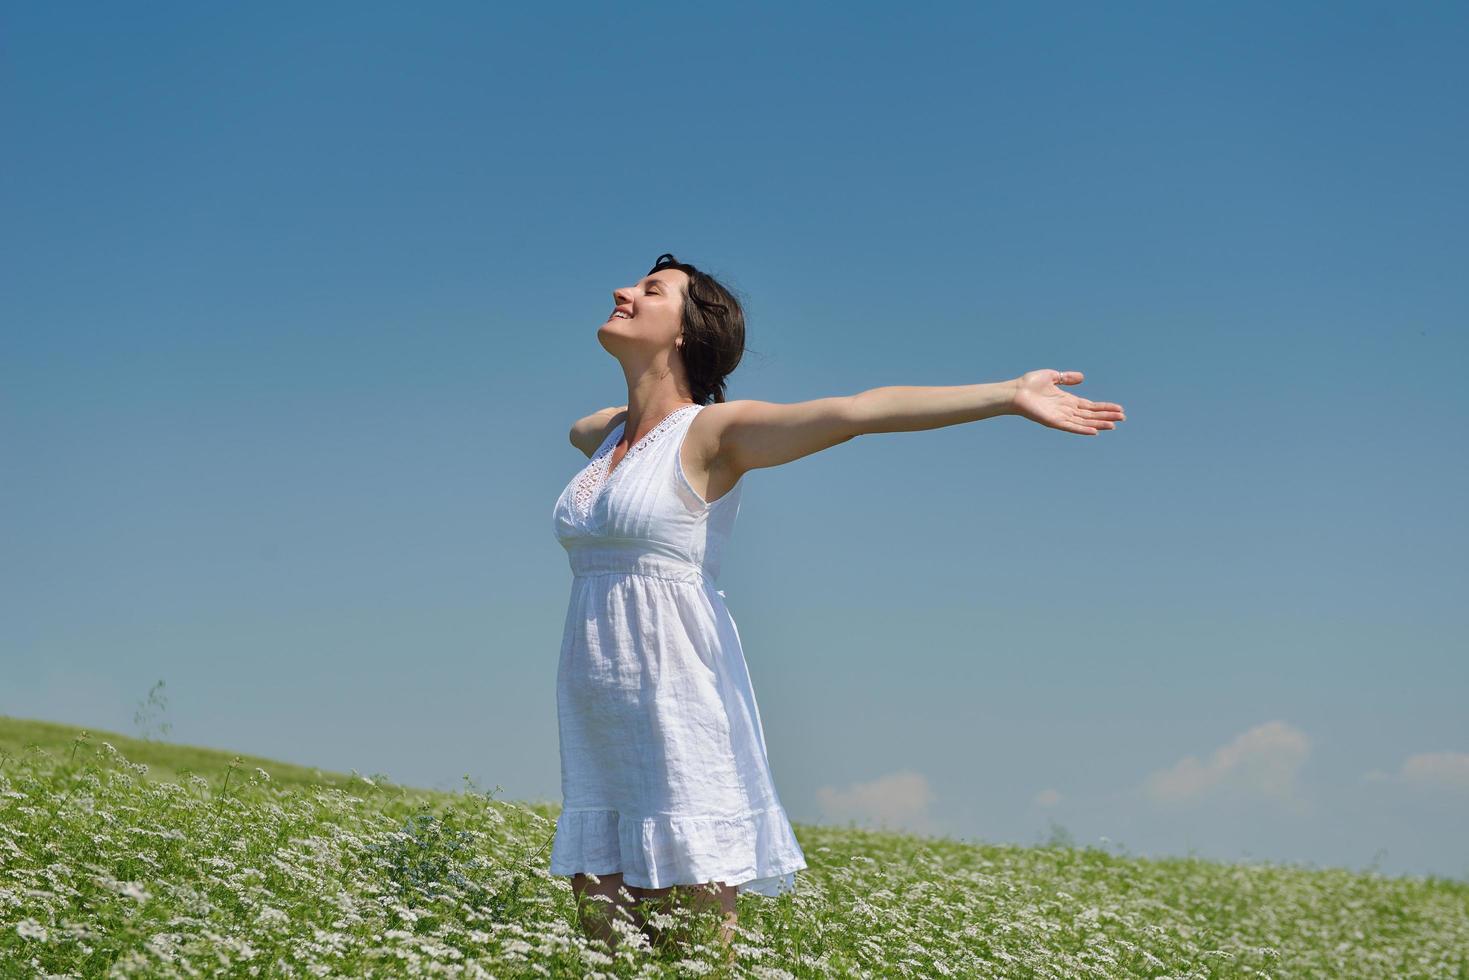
[645,911,678,930]
[255,906,288,926]
[16,919,47,941]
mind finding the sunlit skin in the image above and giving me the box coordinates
[1010,368,1124,434]
[570,871,737,962]
[572,266,1128,961]
[586,269,1126,512]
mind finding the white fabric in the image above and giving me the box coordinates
[549,402,808,897]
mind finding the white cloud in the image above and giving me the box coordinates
[815,769,936,833]
[1143,720,1312,812]
[1033,788,1062,808]
[1402,752,1469,789]
[1365,751,1469,792]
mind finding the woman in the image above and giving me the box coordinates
[549,252,1126,959]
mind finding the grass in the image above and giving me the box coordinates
[2,714,1466,978]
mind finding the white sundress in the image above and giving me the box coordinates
[548,402,808,897]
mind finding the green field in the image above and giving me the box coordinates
[2,714,1466,978]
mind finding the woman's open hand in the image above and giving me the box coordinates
[1010,370,1126,435]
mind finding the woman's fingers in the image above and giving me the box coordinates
[1074,402,1125,420]
[1061,408,1113,432]
[1077,398,1124,414]
[1019,369,1125,433]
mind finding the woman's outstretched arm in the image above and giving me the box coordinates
[847,378,1019,433]
[568,404,628,458]
[710,370,1125,475]
[855,370,1125,436]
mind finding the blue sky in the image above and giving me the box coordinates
[4,2,1466,882]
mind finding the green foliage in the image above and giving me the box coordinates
[0,714,358,791]
[1,715,1467,978]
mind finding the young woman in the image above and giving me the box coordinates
[549,253,1126,959]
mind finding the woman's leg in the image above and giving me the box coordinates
[571,872,642,951]
[629,880,739,964]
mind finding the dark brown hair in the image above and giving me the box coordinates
[648,252,746,405]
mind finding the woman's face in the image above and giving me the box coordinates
[599,268,689,353]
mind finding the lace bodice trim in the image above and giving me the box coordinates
[569,404,700,523]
